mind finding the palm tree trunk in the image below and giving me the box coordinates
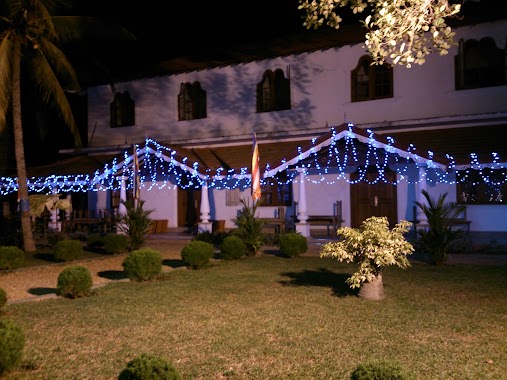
[12,41,36,252]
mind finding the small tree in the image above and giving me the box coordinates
[320,216,414,300]
[415,189,467,265]
[232,198,266,256]
[117,200,153,250]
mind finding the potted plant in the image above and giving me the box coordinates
[320,216,414,300]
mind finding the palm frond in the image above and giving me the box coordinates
[52,16,136,44]
[30,52,82,147]
[39,37,79,89]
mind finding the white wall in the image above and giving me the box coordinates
[87,20,507,148]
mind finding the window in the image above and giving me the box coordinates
[456,169,506,204]
[226,188,241,206]
[351,56,393,102]
[256,69,291,112]
[110,92,135,128]
[455,37,506,90]
[178,82,207,121]
[260,180,293,206]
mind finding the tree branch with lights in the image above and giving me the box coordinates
[298,0,462,67]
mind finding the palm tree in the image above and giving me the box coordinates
[0,0,82,252]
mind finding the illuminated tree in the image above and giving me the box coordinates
[298,0,462,67]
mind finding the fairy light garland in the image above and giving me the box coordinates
[1,125,506,196]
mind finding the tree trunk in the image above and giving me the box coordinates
[358,272,385,301]
[12,42,36,253]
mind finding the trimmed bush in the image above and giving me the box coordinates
[192,231,214,244]
[279,232,308,258]
[350,360,413,380]
[0,246,25,270]
[0,288,7,309]
[0,319,25,375]
[103,234,129,254]
[122,249,162,281]
[181,241,214,269]
[53,239,83,262]
[57,265,93,298]
[220,235,245,260]
[118,353,180,380]
[87,233,104,249]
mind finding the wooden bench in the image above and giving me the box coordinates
[293,200,344,236]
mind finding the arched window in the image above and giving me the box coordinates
[178,82,207,121]
[256,68,291,112]
[455,37,506,90]
[110,91,135,128]
[351,56,393,102]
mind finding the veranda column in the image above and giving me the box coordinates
[416,166,428,224]
[50,187,61,232]
[117,177,128,234]
[198,182,212,233]
[118,177,127,215]
[295,169,310,237]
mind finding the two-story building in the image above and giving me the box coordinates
[4,16,506,240]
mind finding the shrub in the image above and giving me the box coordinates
[415,190,468,265]
[192,231,214,244]
[0,246,25,270]
[103,234,129,254]
[87,233,104,249]
[53,239,83,262]
[118,353,180,380]
[232,198,265,256]
[0,288,7,309]
[279,232,308,258]
[117,200,153,250]
[0,319,25,375]
[220,235,245,260]
[350,360,413,380]
[122,249,162,281]
[56,265,93,298]
[181,241,214,269]
[47,231,67,247]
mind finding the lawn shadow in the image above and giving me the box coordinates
[28,287,56,296]
[98,270,128,280]
[262,248,285,257]
[279,267,358,297]
[163,259,186,268]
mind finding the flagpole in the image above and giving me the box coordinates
[133,144,140,208]
[251,131,261,204]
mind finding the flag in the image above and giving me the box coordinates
[251,132,261,201]
[133,144,141,206]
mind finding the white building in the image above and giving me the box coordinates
[8,18,507,239]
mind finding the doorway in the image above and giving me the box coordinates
[350,168,397,228]
[177,187,201,231]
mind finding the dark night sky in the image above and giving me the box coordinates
[71,0,307,61]
[65,0,499,87]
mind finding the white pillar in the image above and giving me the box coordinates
[117,177,128,234]
[295,169,310,237]
[198,182,212,233]
[416,166,428,224]
[50,187,61,232]
[118,177,127,215]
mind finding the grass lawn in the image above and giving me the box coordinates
[2,255,507,379]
